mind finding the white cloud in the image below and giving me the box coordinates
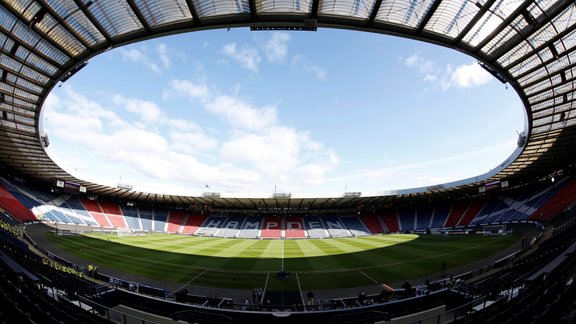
[170,130,218,153]
[423,74,437,82]
[204,95,277,131]
[166,118,204,133]
[46,87,126,133]
[442,62,492,90]
[46,82,340,194]
[163,79,211,100]
[404,54,492,90]
[293,149,340,186]
[220,126,300,176]
[119,43,171,73]
[165,79,277,131]
[113,95,163,123]
[163,78,341,190]
[120,48,160,73]
[292,55,326,80]
[221,43,262,72]
[156,43,170,69]
[265,32,290,63]
[404,54,435,74]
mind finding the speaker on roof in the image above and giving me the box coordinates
[303,19,317,28]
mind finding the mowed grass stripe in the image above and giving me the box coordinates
[298,240,359,271]
[339,237,390,250]
[46,235,207,282]
[102,233,193,251]
[283,240,314,271]
[45,232,520,290]
[216,239,266,258]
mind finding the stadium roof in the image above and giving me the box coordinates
[1,0,575,210]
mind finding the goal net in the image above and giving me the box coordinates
[483,224,508,235]
[116,228,146,237]
[116,228,134,237]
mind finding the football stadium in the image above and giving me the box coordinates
[2,1,576,323]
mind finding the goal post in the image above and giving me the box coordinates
[116,228,146,237]
[483,224,508,235]
[116,228,133,237]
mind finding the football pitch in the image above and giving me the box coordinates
[46,232,519,291]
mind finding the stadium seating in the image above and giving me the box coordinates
[61,196,99,226]
[381,209,400,233]
[261,216,282,238]
[79,197,113,228]
[429,203,450,229]
[340,215,371,236]
[2,173,576,239]
[530,176,576,222]
[216,216,244,238]
[397,207,416,232]
[0,183,38,222]
[415,206,433,230]
[456,199,485,227]
[195,215,226,236]
[121,205,142,230]
[98,201,128,229]
[524,179,565,210]
[166,210,186,233]
[50,208,76,224]
[322,216,352,238]
[138,208,154,232]
[284,216,306,238]
[180,213,207,235]
[359,212,386,234]
[152,208,169,232]
[469,197,508,226]
[237,216,262,238]
[304,216,330,239]
[444,202,468,228]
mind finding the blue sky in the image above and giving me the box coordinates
[41,28,525,197]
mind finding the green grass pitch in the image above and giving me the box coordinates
[46,232,519,291]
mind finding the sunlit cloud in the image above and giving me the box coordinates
[265,32,291,63]
[117,42,172,73]
[113,95,163,123]
[292,54,326,80]
[404,54,492,90]
[156,43,171,69]
[44,79,340,193]
[41,32,521,196]
[221,42,262,72]
[204,95,277,131]
[404,54,435,74]
[441,62,492,90]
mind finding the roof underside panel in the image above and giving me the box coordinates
[133,0,194,27]
[257,0,312,13]
[374,0,435,27]
[43,0,107,46]
[192,0,250,18]
[84,0,145,38]
[423,0,479,39]
[319,0,375,19]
